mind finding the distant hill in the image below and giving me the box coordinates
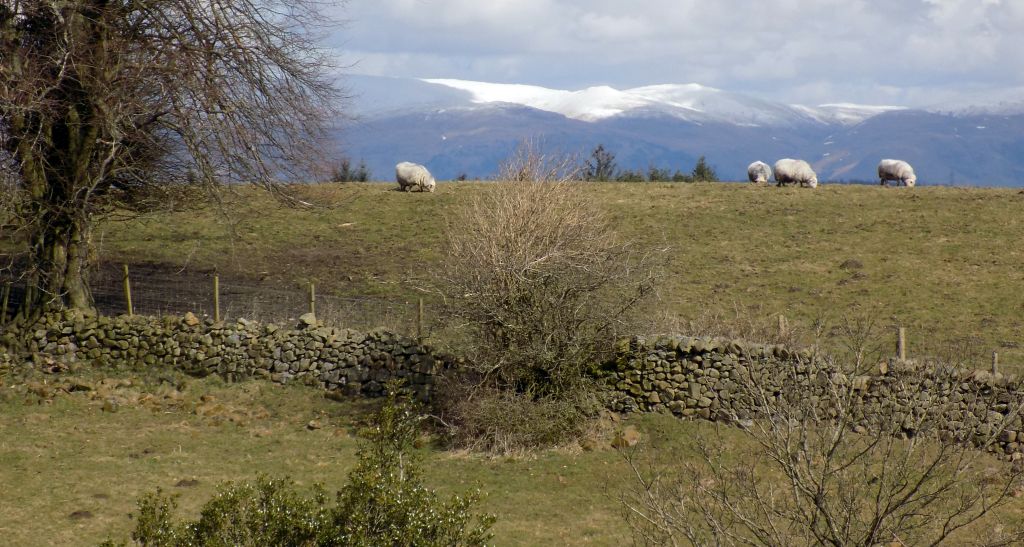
[334,75,1024,186]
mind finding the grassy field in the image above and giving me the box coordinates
[5,181,1024,543]
[94,181,1024,370]
[3,365,1023,546]
[0,366,739,546]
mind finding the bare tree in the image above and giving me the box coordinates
[0,0,342,316]
[621,354,1024,546]
[436,140,660,451]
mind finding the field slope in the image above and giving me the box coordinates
[94,182,1024,369]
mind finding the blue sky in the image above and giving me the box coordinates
[329,0,1024,107]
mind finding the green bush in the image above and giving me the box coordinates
[332,388,494,546]
[615,169,645,182]
[646,166,672,182]
[691,155,718,182]
[671,170,693,183]
[105,388,494,546]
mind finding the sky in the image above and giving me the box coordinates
[329,0,1024,108]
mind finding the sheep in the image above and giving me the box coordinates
[395,162,436,193]
[878,159,917,187]
[773,158,818,188]
[747,161,772,184]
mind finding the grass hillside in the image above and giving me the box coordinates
[0,366,733,546]
[96,182,1024,370]
[3,363,1022,545]
[5,181,1024,545]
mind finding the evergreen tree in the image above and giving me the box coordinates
[584,145,618,181]
[691,156,718,182]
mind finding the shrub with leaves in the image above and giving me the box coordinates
[116,478,330,546]
[105,386,494,546]
[332,386,495,545]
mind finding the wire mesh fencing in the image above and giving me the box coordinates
[1,265,438,338]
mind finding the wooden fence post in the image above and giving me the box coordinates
[777,314,787,339]
[896,327,907,361]
[992,351,1000,375]
[123,264,133,316]
[0,281,10,324]
[213,274,221,323]
[417,298,425,340]
[308,282,316,318]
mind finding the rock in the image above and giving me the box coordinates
[611,426,642,449]
[298,313,318,329]
[182,312,200,327]
[306,419,323,430]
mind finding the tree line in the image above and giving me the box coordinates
[582,144,718,182]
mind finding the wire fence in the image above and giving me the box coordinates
[0,265,437,338]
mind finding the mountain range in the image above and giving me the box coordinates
[334,75,1024,186]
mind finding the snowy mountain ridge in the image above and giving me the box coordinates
[421,78,906,127]
[338,75,1024,186]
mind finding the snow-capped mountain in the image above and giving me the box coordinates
[337,75,1024,186]
[925,87,1024,117]
[376,77,904,127]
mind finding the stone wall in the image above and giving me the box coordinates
[5,314,1024,457]
[0,311,450,401]
[602,335,1024,458]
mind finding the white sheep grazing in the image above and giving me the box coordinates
[395,162,436,192]
[878,159,917,187]
[773,158,818,188]
[747,161,772,184]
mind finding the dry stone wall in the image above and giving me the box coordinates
[5,314,1024,458]
[0,311,450,401]
[602,335,1024,458]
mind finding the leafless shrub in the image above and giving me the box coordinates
[830,307,890,374]
[436,140,660,452]
[496,138,582,183]
[621,350,1024,546]
[439,384,596,454]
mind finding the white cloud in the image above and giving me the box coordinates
[334,0,1024,106]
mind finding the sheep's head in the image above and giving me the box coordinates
[905,175,917,187]
[808,176,819,188]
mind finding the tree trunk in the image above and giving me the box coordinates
[18,154,95,318]
[21,215,94,317]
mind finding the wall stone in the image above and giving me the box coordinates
[0,311,452,401]
[601,334,1024,459]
